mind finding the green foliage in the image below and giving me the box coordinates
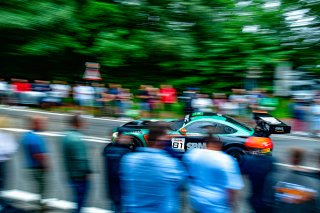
[1,0,320,91]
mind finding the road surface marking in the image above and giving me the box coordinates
[0,128,111,144]
[0,106,129,123]
[3,127,319,144]
[272,134,320,142]
[1,189,40,202]
[0,190,113,213]
[275,163,320,171]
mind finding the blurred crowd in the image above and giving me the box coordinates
[0,79,279,117]
[0,115,319,213]
[291,97,320,136]
[3,78,320,135]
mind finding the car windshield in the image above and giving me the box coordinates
[170,119,184,131]
[224,116,252,132]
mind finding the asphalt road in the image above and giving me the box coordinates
[0,106,319,213]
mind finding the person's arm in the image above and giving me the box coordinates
[225,157,244,211]
[72,138,92,176]
[228,189,237,211]
[31,137,48,169]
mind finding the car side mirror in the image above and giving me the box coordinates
[179,128,187,135]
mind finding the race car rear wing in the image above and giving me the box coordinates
[253,111,291,136]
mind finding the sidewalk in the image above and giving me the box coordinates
[0,190,112,213]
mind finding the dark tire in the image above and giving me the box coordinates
[129,137,144,151]
[225,146,246,163]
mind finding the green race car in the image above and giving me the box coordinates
[112,112,291,161]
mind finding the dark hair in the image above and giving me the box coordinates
[148,121,169,144]
[69,114,82,127]
[205,135,221,145]
[290,148,304,166]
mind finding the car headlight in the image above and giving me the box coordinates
[112,132,119,140]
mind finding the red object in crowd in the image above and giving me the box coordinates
[160,87,177,104]
[12,82,31,92]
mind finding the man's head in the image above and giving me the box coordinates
[290,148,304,166]
[148,121,169,149]
[69,114,83,129]
[205,135,222,151]
[202,125,222,151]
[30,116,46,131]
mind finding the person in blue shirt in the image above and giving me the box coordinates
[183,134,244,213]
[103,130,133,213]
[21,116,48,212]
[120,122,186,213]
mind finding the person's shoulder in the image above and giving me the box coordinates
[21,131,33,141]
[63,131,80,142]
[215,151,237,165]
[121,151,144,164]
[183,149,204,161]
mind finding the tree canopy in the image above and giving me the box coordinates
[1,0,320,91]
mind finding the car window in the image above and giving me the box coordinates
[170,119,184,131]
[185,121,237,134]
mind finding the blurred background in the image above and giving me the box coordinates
[1,0,320,132]
[1,1,320,212]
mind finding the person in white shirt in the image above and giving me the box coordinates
[183,133,243,213]
[50,83,71,99]
[191,94,213,112]
[0,117,18,205]
[0,80,8,104]
[78,85,95,107]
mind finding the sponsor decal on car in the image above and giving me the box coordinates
[171,138,185,152]
[187,142,207,149]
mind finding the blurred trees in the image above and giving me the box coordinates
[0,0,319,91]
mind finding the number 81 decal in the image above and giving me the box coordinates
[171,138,185,152]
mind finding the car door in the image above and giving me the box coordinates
[181,120,238,151]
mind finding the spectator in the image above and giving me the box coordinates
[265,148,320,213]
[61,114,92,213]
[160,85,177,111]
[183,132,244,213]
[180,88,198,114]
[21,116,48,212]
[229,89,247,115]
[118,88,133,118]
[0,79,9,104]
[0,117,18,206]
[50,81,71,100]
[137,85,151,117]
[11,79,31,93]
[93,83,106,108]
[291,98,307,132]
[107,84,120,116]
[73,84,81,106]
[120,121,185,213]
[191,93,213,112]
[32,80,51,93]
[79,84,95,108]
[103,131,133,212]
[212,93,227,113]
[240,152,276,213]
[310,99,320,137]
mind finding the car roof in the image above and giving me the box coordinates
[189,112,227,121]
[186,112,253,132]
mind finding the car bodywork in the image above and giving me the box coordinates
[112,112,291,161]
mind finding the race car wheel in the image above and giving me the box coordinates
[225,146,246,163]
[129,138,144,151]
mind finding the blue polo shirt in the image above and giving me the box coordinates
[120,147,186,213]
[21,131,47,168]
[183,149,244,213]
